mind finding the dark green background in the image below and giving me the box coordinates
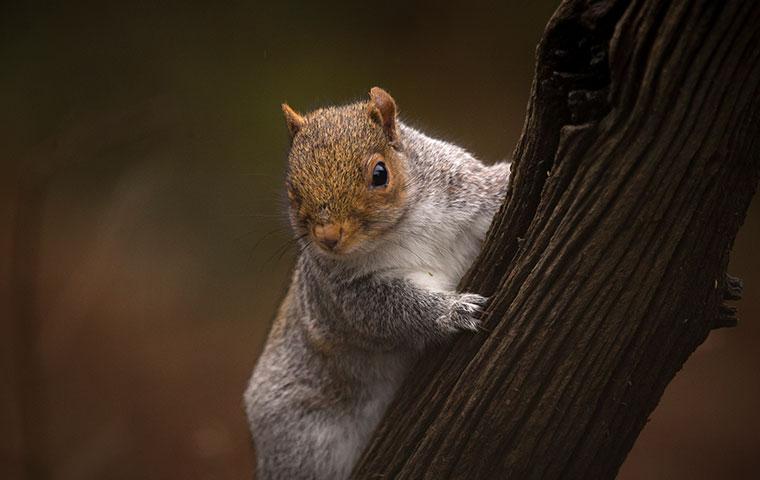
[2,1,758,479]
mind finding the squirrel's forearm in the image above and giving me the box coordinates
[331,273,456,350]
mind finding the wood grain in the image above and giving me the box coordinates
[353,0,760,478]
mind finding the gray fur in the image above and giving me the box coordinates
[245,121,510,480]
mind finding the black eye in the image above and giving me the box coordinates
[371,162,388,187]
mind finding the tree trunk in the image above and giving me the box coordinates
[352,0,760,478]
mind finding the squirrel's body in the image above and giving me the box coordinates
[245,89,510,480]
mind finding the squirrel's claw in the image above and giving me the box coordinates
[443,293,488,333]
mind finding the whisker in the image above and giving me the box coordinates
[386,238,428,265]
[235,225,290,244]
[244,228,292,266]
[260,233,309,270]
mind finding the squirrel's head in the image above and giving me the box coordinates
[283,87,409,257]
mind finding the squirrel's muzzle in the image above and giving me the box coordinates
[312,223,343,252]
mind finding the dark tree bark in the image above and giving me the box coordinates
[353,0,760,478]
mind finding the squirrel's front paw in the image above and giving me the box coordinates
[441,293,488,333]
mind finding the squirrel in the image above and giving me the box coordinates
[244,87,511,480]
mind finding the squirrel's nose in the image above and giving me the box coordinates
[313,223,342,251]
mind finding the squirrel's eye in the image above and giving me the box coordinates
[371,162,388,188]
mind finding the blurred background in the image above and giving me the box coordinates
[1,1,758,479]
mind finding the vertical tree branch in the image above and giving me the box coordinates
[353,0,760,478]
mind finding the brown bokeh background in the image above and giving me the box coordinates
[1,2,758,479]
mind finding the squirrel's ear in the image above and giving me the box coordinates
[282,103,306,138]
[368,87,398,142]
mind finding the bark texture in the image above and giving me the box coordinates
[352,0,760,478]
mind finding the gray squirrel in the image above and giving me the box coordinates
[244,87,510,479]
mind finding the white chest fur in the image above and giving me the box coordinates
[374,201,492,293]
[316,201,494,478]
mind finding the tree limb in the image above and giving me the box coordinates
[353,0,760,478]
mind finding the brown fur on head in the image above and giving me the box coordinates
[283,87,408,256]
